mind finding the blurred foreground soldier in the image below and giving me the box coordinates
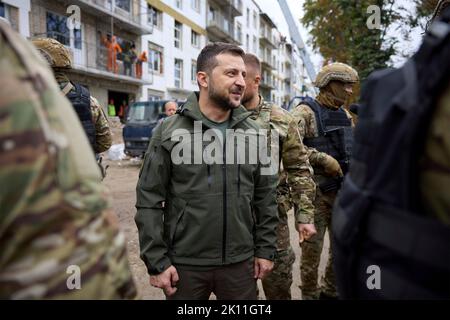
[32,38,112,156]
[135,43,278,300]
[291,62,358,300]
[0,18,137,299]
[241,54,317,300]
[332,0,450,299]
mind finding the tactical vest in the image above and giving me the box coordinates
[332,8,450,299]
[65,83,96,150]
[301,97,353,174]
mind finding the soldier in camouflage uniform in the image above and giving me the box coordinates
[0,18,137,299]
[241,54,317,300]
[291,63,359,300]
[32,38,112,155]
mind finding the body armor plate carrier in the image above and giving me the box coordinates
[66,83,96,150]
[301,97,353,191]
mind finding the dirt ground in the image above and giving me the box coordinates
[102,121,329,300]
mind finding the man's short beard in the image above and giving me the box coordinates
[208,83,239,110]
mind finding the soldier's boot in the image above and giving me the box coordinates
[262,248,295,300]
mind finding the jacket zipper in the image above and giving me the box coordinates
[237,164,241,197]
[222,134,227,264]
[207,164,211,189]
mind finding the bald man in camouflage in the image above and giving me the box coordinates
[0,18,137,299]
[242,54,342,299]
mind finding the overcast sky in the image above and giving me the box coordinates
[254,0,424,71]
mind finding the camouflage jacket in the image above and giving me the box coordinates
[0,20,136,299]
[250,96,316,224]
[90,95,112,154]
[420,82,450,225]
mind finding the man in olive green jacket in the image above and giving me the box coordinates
[135,43,278,300]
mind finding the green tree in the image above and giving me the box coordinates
[408,0,440,29]
[302,0,402,80]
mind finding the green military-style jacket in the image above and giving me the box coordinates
[135,92,278,275]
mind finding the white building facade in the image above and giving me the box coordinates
[0,0,31,37]
[6,0,315,105]
[142,0,207,101]
[235,0,259,56]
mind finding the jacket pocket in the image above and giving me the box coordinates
[171,195,222,259]
[167,197,187,248]
[227,193,255,257]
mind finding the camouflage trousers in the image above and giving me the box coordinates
[261,187,296,300]
[300,190,337,300]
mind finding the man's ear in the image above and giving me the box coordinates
[254,74,261,86]
[197,71,208,89]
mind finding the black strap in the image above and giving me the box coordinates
[300,98,325,135]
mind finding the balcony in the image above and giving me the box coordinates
[259,30,276,49]
[260,76,274,90]
[55,0,153,35]
[207,15,240,45]
[209,0,243,17]
[41,33,153,85]
[261,58,275,71]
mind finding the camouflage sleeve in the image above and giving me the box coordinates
[291,104,316,138]
[0,30,137,299]
[90,96,112,154]
[308,148,331,171]
[277,112,316,224]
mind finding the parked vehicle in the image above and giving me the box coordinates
[123,100,181,157]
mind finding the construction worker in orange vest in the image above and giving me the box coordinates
[136,50,147,79]
[102,35,122,74]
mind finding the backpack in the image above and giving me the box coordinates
[332,8,450,299]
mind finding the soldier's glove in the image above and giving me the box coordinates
[322,154,343,177]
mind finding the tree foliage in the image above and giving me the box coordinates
[301,0,402,80]
[408,0,440,29]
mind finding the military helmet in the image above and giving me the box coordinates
[314,62,359,88]
[32,38,72,69]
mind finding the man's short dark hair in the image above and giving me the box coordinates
[197,42,245,74]
[243,53,261,74]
